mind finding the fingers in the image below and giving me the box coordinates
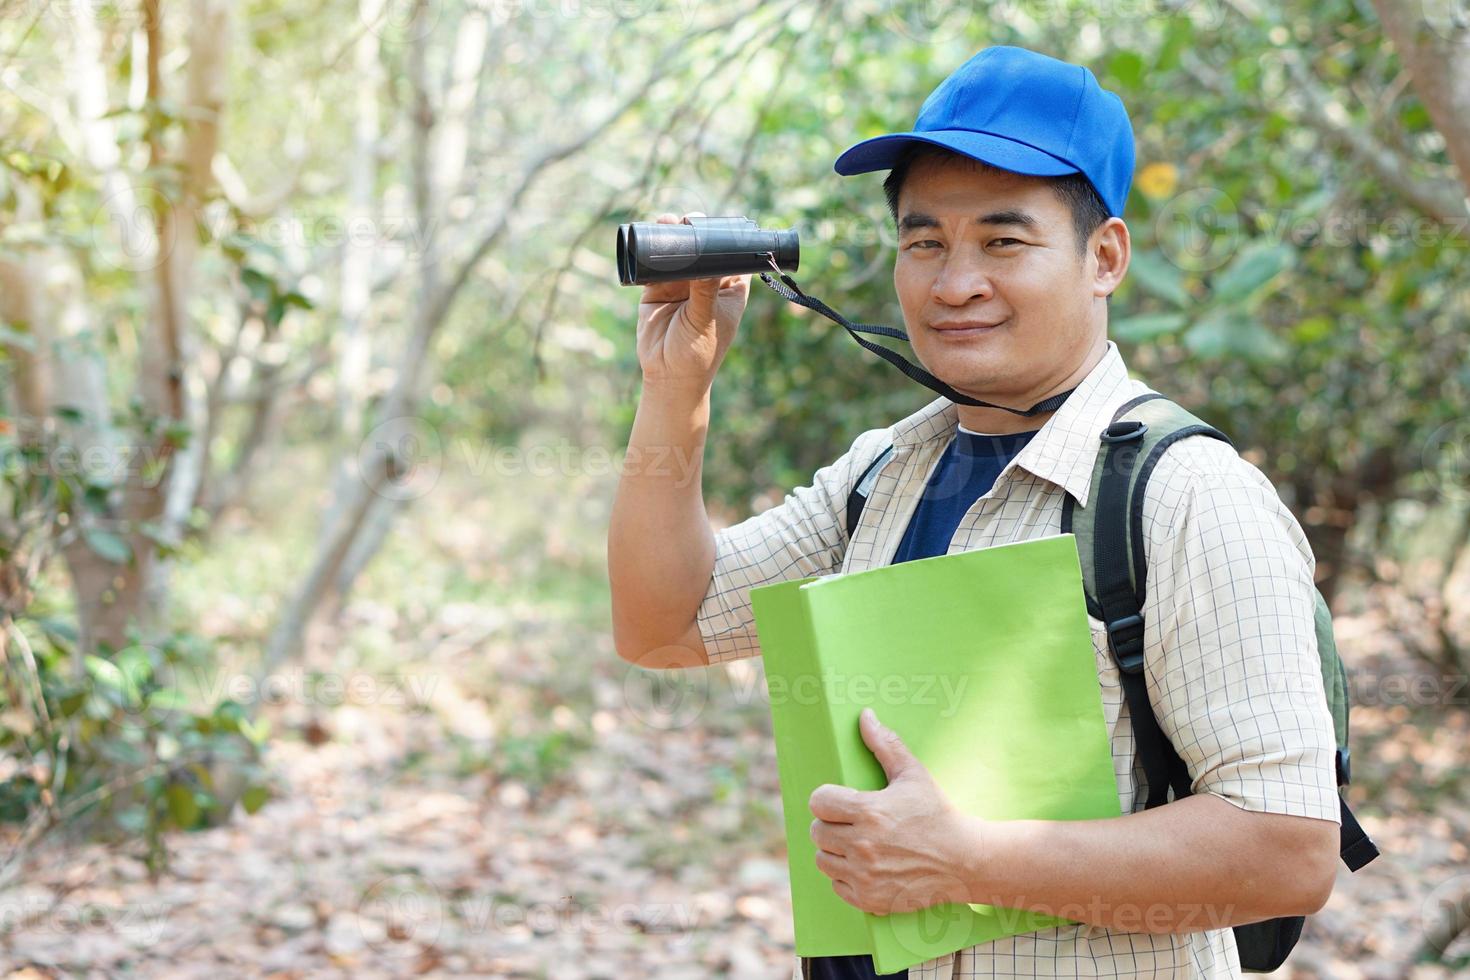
[809,783,861,823]
[682,279,718,329]
[678,211,716,324]
[810,816,851,857]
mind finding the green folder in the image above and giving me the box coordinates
[749,533,1121,974]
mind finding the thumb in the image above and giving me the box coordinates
[860,708,918,783]
[683,273,721,329]
[677,212,723,328]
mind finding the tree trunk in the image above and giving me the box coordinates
[262,0,675,667]
[1371,0,1470,203]
[265,0,442,672]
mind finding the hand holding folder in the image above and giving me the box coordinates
[806,705,977,916]
[749,533,1122,974]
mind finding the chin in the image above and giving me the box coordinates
[922,350,1008,387]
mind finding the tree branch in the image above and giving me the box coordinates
[1208,0,1469,222]
[427,3,762,332]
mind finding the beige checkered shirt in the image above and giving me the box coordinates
[695,340,1341,979]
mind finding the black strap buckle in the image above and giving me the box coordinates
[1106,613,1146,673]
[1336,746,1351,786]
[1101,420,1148,443]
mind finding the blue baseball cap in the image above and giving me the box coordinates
[833,45,1135,218]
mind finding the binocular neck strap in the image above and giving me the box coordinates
[755,267,1074,417]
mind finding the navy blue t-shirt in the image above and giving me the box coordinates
[891,423,1041,565]
[806,422,1040,980]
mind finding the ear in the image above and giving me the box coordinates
[1092,216,1130,300]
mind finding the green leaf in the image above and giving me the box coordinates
[1128,252,1191,308]
[166,783,200,828]
[2,150,65,183]
[1183,310,1289,363]
[57,691,88,717]
[189,763,215,791]
[241,785,270,814]
[1156,18,1191,72]
[83,482,113,513]
[220,233,253,262]
[1291,315,1334,344]
[1108,50,1144,89]
[148,688,190,710]
[1112,313,1187,342]
[115,646,154,692]
[1211,241,1293,304]
[83,528,132,564]
[84,654,126,691]
[238,716,270,746]
[241,267,273,303]
[163,420,192,449]
[32,616,79,645]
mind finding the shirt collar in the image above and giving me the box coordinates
[888,340,1141,509]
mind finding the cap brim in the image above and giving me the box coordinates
[833,130,1080,178]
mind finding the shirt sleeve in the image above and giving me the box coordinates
[696,427,892,665]
[1139,438,1341,823]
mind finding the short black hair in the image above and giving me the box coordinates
[881,143,1111,258]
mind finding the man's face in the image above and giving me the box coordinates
[893,153,1119,405]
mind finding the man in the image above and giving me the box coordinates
[607,45,1342,979]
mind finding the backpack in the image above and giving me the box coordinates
[843,392,1380,973]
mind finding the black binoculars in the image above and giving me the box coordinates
[616,215,799,286]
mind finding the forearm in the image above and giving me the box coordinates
[607,381,716,665]
[955,793,1338,933]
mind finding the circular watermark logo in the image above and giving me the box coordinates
[357,416,443,502]
[103,643,169,740]
[89,184,173,273]
[621,654,708,730]
[357,872,445,953]
[1154,186,1243,273]
[1419,874,1470,958]
[887,871,975,960]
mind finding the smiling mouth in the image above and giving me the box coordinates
[931,319,1007,336]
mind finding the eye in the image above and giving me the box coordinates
[990,237,1023,248]
[907,239,943,250]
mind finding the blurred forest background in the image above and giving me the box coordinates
[1,0,1469,976]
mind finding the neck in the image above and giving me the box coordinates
[954,335,1108,434]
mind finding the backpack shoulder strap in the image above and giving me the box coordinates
[845,442,896,539]
[1063,392,1232,810]
[1062,393,1234,614]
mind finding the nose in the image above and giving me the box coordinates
[929,251,995,306]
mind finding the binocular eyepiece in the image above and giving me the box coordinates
[616,215,798,286]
